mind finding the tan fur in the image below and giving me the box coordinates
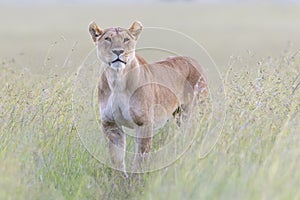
[89,21,208,176]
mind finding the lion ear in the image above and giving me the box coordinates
[129,21,143,40]
[89,21,103,43]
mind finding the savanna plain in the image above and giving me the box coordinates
[0,3,300,200]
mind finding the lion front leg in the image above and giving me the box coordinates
[101,121,127,177]
[133,124,153,172]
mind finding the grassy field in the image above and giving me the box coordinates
[1,3,300,200]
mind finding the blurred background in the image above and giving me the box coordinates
[1,2,299,199]
[1,0,300,73]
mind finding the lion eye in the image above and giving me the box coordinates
[105,37,112,42]
[124,38,130,43]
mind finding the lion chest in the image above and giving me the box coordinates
[102,92,135,128]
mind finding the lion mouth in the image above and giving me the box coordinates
[111,58,127,65]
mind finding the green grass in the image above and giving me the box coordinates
[1,48,299,200]
[140,51,300,200]
[0,69,145,199]
[1,4,300,200]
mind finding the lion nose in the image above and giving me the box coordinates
[112,49,124,56]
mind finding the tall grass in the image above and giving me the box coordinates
[140,50,300,199]
[0,49,299,199]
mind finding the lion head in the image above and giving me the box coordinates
[89,21,143,71]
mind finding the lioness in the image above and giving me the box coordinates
[89,21,208,176]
